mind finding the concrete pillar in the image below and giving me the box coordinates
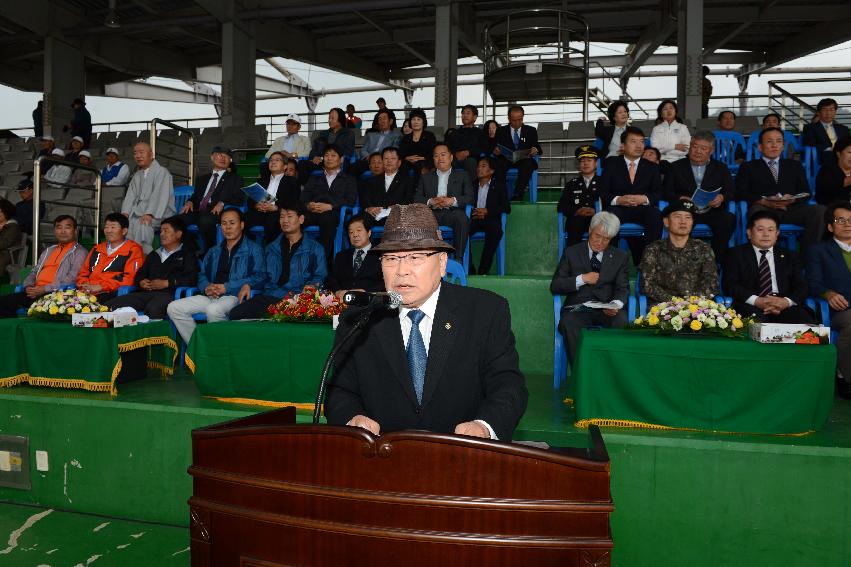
[676,0,704,125]
[221,21,256,128]
[433,1,458,131]
[43,36,85,143]
[737,74,750,117]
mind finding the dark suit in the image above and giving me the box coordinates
[594,121,621,157]
[664,158,737,262]
[325,247,384,293]
[558,175,600,246]
[494,124,542,199]
[735,158,825,251]
[325,283,528,441]
[814,163,851,205]
[550,243,630,364]
[361,172,415,225]
[245,173,301,244]
[469,177,510,274]
[599,156,664,263]
[180,170,245,252]
[806,240,851,383]
[415,170,473,258]
[802,121,850,166]
[301,171,358,267]
[723,244,814,323]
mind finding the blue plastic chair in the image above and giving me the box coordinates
[174,185,193,210]
[464,213,507,276]
[745,130,800,161]
[505,155,540,203]
[712,131,747,175]
[803,145,821,191]
[443,259,467,286]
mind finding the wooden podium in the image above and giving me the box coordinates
[188,408,613,566]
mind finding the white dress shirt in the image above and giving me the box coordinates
[324,168,340,188]
[429,169,458,207]
[156,243,183,263]
[266,173,285,198]
[397,284,496,439]
[476,180,490,209]
[835,238,851,253]
[384,171,397,192]
[746,245,794,307]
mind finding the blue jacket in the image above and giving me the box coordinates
[806,240,851,309]
[198,237,266,296]
[262,235,327,298]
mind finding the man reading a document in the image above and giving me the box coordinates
[325,203,528,441]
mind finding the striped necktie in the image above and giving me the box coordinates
[353,249,364,274]
[758,250,773,297]
[407,310,427,404]
[768,160,779,183]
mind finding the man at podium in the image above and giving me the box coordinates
[325,203,528,441]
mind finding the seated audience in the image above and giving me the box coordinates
[483,119,499,154]
[399,108,437,181]
[121,141,176,254]
[415,143,473,260]
[179,146,245,253]
[76,213,145,301]
[105,217,199,319]
[14,177,37,235]
[803,98,849,166]
[301,108,355,182]
[599,126,664,264]
[551,211,629,364]
[448,104,489,183]
[300,144,358,267]
[248,151,301,244]
[358,152,384,205]
[558,145,600,247]
[762,113,782,129]
[66,136,84,162]
[640,200,719,305]
[642,147,661,164]
[469,156,510,275]
[650,99,691,168]
[101,147,130,186]
[0,215,86,318]
[265,113,310,159]
[166,208,264,344]
[736,127,825,253]
[37,135,56,173]
[595,101,630,158]
[723,210,814,324]
[815,135,851,205]
[345,104,363,130]
[370,97,396,132]
[494,105,542,201]
[0,199,22,276]
[663,130,736,262]
[361,147,414,226]
[356,110,400,173]
[806,202,851,399]
[325,214,383,297]
[715,110,746,162]
[400,119,412,135]
[44,149,72,187]
[230,202,326,320]
[71,150,98,187]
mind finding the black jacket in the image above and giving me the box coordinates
[255,172,301,207]
[735,158,810,203]
[664,158,735,202]
[325,247,384,293]
[133,246,199,291]
[190,170,245,210]
[300,171,358,211]
[494,124,542,156]
[473,177,511,218]
[326,283,528,441]
[723,243,808,317]
[803,122,850,165]
[814,163,851,205]
[447,126,488,158]
[558,175,600,217]
[599,156,663,206]
[361,172,415,210]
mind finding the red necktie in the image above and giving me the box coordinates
[199,173,220,211]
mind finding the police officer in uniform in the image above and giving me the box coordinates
[558,145,601,246]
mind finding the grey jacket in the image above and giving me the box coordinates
[359,130,402,160]
[550,243,630,306]
[23,241,89,291]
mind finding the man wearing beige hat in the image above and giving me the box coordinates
[326,203,528,441]
[265,113,310,160]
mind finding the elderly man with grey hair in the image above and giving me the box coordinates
[550,211,630,365]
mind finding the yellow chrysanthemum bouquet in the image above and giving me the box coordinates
[27,289,110,321]
[632,296,751,338]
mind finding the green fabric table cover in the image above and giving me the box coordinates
[186,320,335,407]
[573,329,836,435]
[0,318,177,393]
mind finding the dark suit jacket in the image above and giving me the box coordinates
[550,243,629,307]
[190,170,245,209]
[735,158,810,203]
[803,122,850,163]
[300,171,358,210]
[806,240,851,307]
[473,178,510,218]
[255,172,301,207]
[814,163,851,205]
[594,120,617,151]
[494,124,543,155]
[723,243,808,317]
[415,170,473,207]
[361,172,415,210]
[664,158,735,202]
[599,156,663,206]
[325,247,384,293]
[325,283,528,441]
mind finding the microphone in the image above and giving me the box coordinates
[343,290,403,309]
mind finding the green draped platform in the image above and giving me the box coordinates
[0,318,177,393]
[573,329,836,435]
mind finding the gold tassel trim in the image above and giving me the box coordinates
[26,376,113,393]
[117,336,178,355]
[208,396,318,411]
[184,353,196,374]
[0,374,28,388]
[147,361,174,377]
[563,397,575,407]
[575,418,815,437]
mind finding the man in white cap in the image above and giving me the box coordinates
[37,136,56,173]
[101,147,130,186]
[71,150,98,188]
[67,136,85,163]
[121,141,176,254]
[265,113,310,160]
[43,148,72,187]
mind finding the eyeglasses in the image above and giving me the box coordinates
[834,217,851,225]
[380,251,441,267]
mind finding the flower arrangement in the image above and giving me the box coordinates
[27,289,110,321]
[266,285,345,323]
[632,296,752,338]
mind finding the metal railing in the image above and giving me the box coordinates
[32,155,103,254]
[150,118,195,186]
[768,77,851,133]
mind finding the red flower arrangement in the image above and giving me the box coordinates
[266,285,346,323]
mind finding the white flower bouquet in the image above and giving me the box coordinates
[632,296,752,338]
[27,289,111,321]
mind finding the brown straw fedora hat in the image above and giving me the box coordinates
[372,203,455,253]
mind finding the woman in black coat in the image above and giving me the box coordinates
[398,108,437,182]
[815,135,851,205]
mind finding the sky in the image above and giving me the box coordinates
[2,39,850,136]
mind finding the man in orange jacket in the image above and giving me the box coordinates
[77,212,145,301]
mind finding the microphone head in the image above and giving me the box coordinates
[386,290,403,309]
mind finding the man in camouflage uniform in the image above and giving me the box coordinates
[639,199,719,305]
[558,145,600,246]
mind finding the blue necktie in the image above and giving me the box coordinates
[407,310,427,404]
[513,128,521,149]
